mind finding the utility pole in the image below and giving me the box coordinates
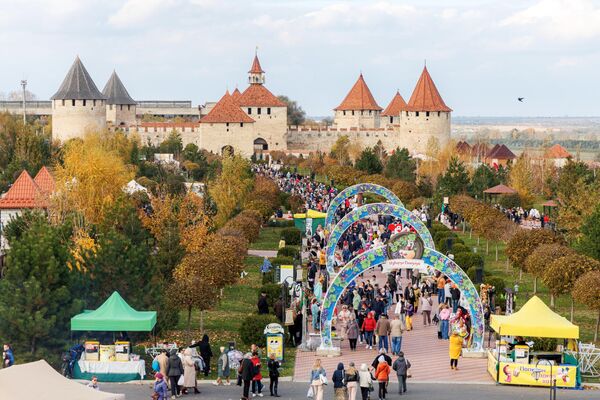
[20,79,27,124]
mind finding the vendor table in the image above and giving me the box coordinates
[74,360,146,382]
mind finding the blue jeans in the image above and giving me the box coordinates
[438,291,445,305]
[378,335,389,352]
[441,319,449,340]
[391,336,402,354]
[364,331,374,346]
[452,299,459,313]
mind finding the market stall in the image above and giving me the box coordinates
[71,291,157,382]
[487,296,580,388]
[293,209,327,234]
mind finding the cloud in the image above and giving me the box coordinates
[108,0,177,27]
[500,0,600,41]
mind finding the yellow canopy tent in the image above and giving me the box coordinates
[293,210,327,232]
[490,296,579,339]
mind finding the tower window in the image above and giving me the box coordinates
[352,111,355,116]
[426,111,430,117]
[83,100,86,106]
[128,105,131,111]
[415,111,420,117]
[62,100,65,106]
[240,123,244,127]
[437,112,441,117]
[267,108,271,115]
[72,99,76,106]
[247,108,252,114]
[226,122,229,127]
[93,100,96,106]
[343,111,346,116]
[390,117,394,124]
[110,104,113,110]
[120,105,123,110]
[257,108,262,115]
[406,111,409,117]
[369,110,372,115]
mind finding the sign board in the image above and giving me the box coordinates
[264,323,285,361]
[264,323,285,335]
[279,265,294,284]
[305,218,313,236]
[382,259,426,273]
[495,361,576,388]
[443,197,449,204]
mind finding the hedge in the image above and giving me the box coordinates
[270,256,294,266]
[436,235,464,254]
[450,243,470,255]
[267,219,295,228]
[258,283,282,310]
[281,227,302,246]
[277,246,299,258]
[454,252,484,271]
[239,314,280,346]
[262,270,275,284]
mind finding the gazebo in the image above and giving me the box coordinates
[542,199,559,216]
[483,184,517,203]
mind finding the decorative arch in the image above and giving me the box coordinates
[325,183,404,229]
[325,203,434,273]
[319,246,484,351]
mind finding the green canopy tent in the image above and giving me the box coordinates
[71,291,157,332]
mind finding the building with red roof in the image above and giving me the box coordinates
[485,144,516,167]
[545,144,572,167]
[382,91,408,125]
[333,74,382,129]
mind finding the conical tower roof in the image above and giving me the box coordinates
[200,90,255,124]
[51,56,106,100]
[231,88,242,102]
[249,54,265,74]
[407,66,452,112]
[335,73,382,111]
[382,90,408,116]
[102,71,136,105]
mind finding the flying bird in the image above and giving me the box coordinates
[518,97,525,102]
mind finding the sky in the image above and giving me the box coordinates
[0,0,599,117]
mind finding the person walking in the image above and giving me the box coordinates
[345,362,359,400]
[166,349,183,399]
[309,359,326,400]
[332,362,347,400]
[346,317,359,351]
[267,353,281,397]
[216,346,231,385]
[153,373,169,400]
[420,293,433,326]
[311,298,321,332]
[2,344,14,368]
[437,275,446,304]
[182,348,199,395]
[440,304,451,340]
[449,332,464,370]
[258,291,269,315]
[392,352,411,395]
[155,349,170,389]
[361,311,376,349]
[358,363,372,400]
[405,301,414,331]
[389,315,403,356]
[239,353,254,400]
[375,355,390,400]
[191,334,213,377]
[375,315,391,353]
[450,285,461,313]
[251,351,264,397]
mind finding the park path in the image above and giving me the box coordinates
[293,269,491,384]
[247,249,278,258]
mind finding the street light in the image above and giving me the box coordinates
[535,359,557,400]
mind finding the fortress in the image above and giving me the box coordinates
[7,53,452,157]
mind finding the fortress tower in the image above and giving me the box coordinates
[333,74,382,129]
[381,90,408,126]
[102,71,137,127]
[399,66,452,153]
[51,57,106,142]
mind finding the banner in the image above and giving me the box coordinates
[382,259,426,272]
[497,361,576,388]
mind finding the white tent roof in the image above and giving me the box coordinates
[124,179,148,195]
[0,360,125,400]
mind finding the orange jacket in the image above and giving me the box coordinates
[375,362,390,382]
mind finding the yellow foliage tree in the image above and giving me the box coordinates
[53,132,134,226]
[209,155,253,227]
[508,153,534,208]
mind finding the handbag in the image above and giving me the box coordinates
[319,373,328,385]
[307,386,314,398]
[368,382,374,392]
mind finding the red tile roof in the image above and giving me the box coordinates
[237,84,286,107]
[231,88,242,102]
[487,144,516,160]
[545,144,571,159]
[0,170,48,209]
[381,90,408,116]
[335,74,382,111]
[249,55,265,74]
[471,143,489,158]
[407,66,452,112]
[456,141,472,154]
[483,184,517,195]
[200,90,255,124]
[33,166,55,195]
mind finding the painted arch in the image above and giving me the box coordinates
[325,203,434,274]
[319,246,484,351]
[325,183,403,229]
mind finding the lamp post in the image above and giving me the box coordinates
[20,79,27,124]
[536,359,556,400]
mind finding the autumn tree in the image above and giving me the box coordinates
[508,153,534,208]
[543,254,600,314]
[557,178,600,243]
[53,132,134,226]
[572,271,600,341]
[575,203,600,261]
[506,228,562,279]
[384,147,416,182]
[330,135,352,166]
[355,147,383,174]
[278,95,306,125]
[524,244,575,293]
[391,180,418,202]
[209,155,253,227]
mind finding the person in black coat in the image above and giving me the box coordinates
[257,292,269,314]
[190,334,213,377]
[166,349,183,398]
[267,353,281,397]
[239,353,254,400]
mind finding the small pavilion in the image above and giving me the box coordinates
[483,184,517,203]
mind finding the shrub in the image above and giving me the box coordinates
[451,243,470,255]
[287,195,304,214]
[466,266,478,283]
[270,256,294,266]
[244,199,273,220]
[484,276,506,299]
[224,214,261,243]
[258,283,282,310]
[239,314,280,346]
[266,219,295,228]
[281,227,302,246]
[436,235,463,253]
[431,222,450,234]
[277,246,299,258]
[262,270,275,284]
[454,252,484,271]
[433,230,455,243]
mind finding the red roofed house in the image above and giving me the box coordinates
[485,144,516,168]
[381,90,408,126]
[545,144,572,167]
[334,73,383,129]
[0,168,55,252]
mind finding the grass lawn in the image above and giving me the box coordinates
[455,228,599,345]
[249,227,285,250]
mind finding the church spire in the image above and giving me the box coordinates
[248,51,265,85]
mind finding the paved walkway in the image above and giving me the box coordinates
[294,269,491,383]
[248,249,278,258]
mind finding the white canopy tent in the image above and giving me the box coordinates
[0,360,125,400]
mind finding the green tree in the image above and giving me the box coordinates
[330,136,351,166]
[557,178,600,243]
[468,164,500,199]
[576,203,600,261]
[355,147,383,174]
[437,156,469,196]
[384,147,416,182]
[0,217,84,359]
[159,131,183,157]
[278,95,306,125]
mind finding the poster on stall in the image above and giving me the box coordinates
[497,361,576,388]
